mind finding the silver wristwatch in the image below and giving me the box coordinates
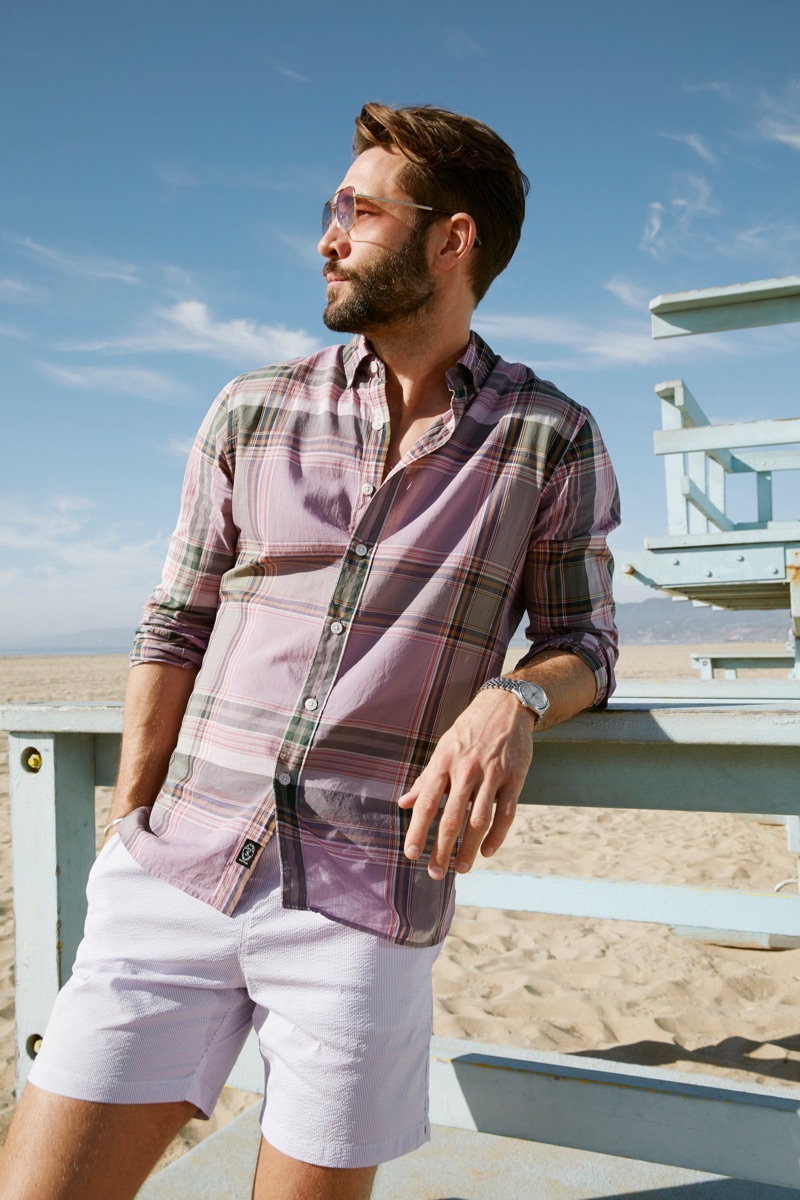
[477,677,550,725]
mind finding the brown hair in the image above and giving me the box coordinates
[353,102,529,304]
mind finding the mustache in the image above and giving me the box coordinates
[323,265,358,282]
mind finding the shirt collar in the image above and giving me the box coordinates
[342,330,497,398]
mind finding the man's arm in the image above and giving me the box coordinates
[103,663,198,841]
[400,405,619,880]
[398,649,595,878]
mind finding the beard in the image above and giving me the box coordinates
[322,224,436,334]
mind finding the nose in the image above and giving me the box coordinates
[318,220,350,261]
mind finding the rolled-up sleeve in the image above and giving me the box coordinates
[515,408,620,705]
[131,385,238,670]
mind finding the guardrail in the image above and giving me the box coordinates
[4,692,800,1190]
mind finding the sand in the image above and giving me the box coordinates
[1,644,799,1174]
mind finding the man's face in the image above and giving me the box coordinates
[319,147,436,334]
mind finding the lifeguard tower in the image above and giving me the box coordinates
[622,276,800,680]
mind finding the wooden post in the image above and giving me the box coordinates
[8,732,96,1095]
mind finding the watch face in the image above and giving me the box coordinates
[517,682,549,714]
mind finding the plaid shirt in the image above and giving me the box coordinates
[123,332,619,947]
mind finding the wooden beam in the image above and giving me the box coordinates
[651,275,800,338]
[655,418,800,455]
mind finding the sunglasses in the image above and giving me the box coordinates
[322,185,482,247]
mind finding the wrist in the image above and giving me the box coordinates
[477,677,550,727]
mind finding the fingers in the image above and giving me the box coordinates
[399,767,451,866]
[400,770,518,880]
[478,785,518,859]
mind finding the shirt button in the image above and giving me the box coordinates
[355,543,368,557]
[278,772,292,786]
[372,417,384,431]
[362,483,375,496]
[304,697,318,712]
[330,621,344,635]
[370,360,379,375]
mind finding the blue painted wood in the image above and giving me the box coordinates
[138,1106,800,1200]
[650,276,800,339]
[427,1037,800,1191]
[5,698,800,1190]
[454,871,800,937]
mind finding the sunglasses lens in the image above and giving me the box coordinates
[321,200,333,233]
[336,187,356,232]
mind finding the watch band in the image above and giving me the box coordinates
[477,677,550,723]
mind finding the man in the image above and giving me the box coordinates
[0,103,618,1199]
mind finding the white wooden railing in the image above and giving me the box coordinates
[4,690,800,1190]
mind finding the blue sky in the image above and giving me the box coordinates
[2,0,799,645]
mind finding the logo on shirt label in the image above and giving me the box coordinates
[235,839,261,868]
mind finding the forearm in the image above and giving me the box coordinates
[107,662,198,828]
[506,648,597,731]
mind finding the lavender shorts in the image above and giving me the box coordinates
[28,834,441,1168]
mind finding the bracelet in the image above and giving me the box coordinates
[103,817,126,836]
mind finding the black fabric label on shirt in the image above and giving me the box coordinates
[235,839,261,868]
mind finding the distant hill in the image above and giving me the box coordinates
[615,598,791,645]
[2,628,135,655]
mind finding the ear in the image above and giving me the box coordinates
[430,213,479,275]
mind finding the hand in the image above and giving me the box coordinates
[398,690,535,879]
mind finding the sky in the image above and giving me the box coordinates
[1,0,799,646]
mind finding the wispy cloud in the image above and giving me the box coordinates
[756,80,800,152]
[640,174,719,258]
[11,235,139,283]
[473,311,734,371]
[0,322,28,339]
[154,162,321,195]
[726,219,800,255]
[38,363,191,402]
[657,132,717,166]
[604,275,649,311]
[683,81,735,101]
[65,300,319,366]
[444,32,483,58]
[275,64,310,83]
[164,434,195,459]
[275,230,324,268]
[0,494,168,643]
[0,276,43,302]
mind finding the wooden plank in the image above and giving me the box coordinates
[428,1037,800,1191]
[223,1031,800,1190]
[519,741,799,814]
[655,419,800,455]
[681,474,734,531]
[645,529,800,547]
[454,870,800,937]
[0,702,124,734]
[650,275,800,339]
[733,449,800,472]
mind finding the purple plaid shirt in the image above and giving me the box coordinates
[123,332,619,946]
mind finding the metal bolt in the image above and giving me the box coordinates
[25,1033,43,1059]
[672,558,680,566]
[736,555,744,562]
[22,748,42,773]
[622,563,635,575]
[705,570,713,578]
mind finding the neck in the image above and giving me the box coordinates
[366,297,472,420]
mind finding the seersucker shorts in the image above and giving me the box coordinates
[28,833,442,1168]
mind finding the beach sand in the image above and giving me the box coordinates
[1,644,799,1174]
